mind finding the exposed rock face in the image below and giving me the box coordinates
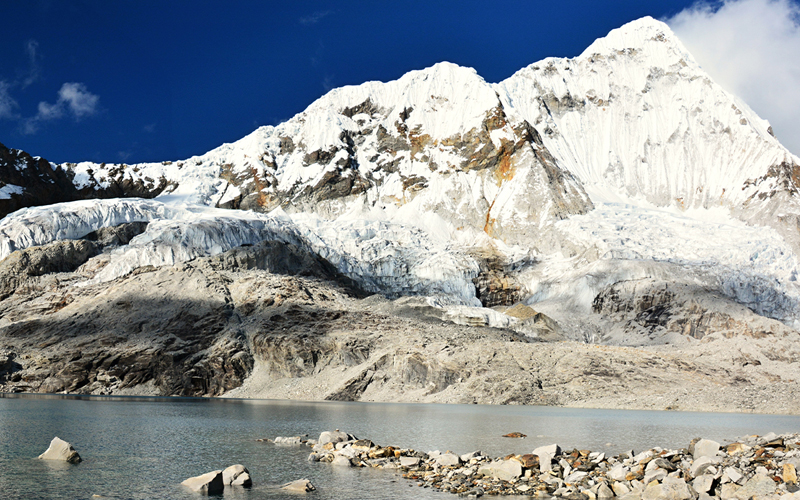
[591,278,796,343]
[0,142,82,219]
[0,141,173,220]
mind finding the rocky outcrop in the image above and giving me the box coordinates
[0,142,172,220]
[0,142,82,219]
[591,278,796,343]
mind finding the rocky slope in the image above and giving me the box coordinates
[1,17,800,411]
[1,231,798,415]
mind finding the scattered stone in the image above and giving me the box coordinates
[400,456,420,467]
[690,456,718,476]
[502,432,527,438]
[351,439,374,452]
[692,474,715,494]
[295,431,800,498]
[37,437,82,463]
[477,459,522,481]
[281,479,316,492]
[597,483,614,500]
[719,482,741,500]
[725,443,751,455]
[181,470,224,494]
[723,467,744,485]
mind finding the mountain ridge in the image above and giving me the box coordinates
[1,16,800,406]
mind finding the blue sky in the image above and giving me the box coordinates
[1,1,798,163]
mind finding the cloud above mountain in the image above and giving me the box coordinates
[667,0,800,156]
[24,82,100,134]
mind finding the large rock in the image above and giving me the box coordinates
[318,430,352,446]
[642,476,692,500]
[281,479,316,492]
[181,470,224,494]
[37,437,81,463]
[692,439,720,459]
[733,474,776,499]
[533,444,560,472]
[435,452,461,467]
[222,464,252,487]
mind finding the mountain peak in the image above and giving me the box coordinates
[579,16,692,63]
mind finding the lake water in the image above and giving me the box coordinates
[1,394,799,499]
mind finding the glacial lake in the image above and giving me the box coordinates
[1,395,799,499]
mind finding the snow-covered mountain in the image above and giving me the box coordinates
[2,16,800,344]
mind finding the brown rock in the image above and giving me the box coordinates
[503,432,527,438]
[725,443,751,455]
[513,454,539,468]
[785,463,798,484]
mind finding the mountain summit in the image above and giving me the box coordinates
[1,17,800,403]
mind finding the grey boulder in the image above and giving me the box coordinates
[281,479,316,492]
[181,470,224,494]
[38,437,81,464]
[222,464,252,487]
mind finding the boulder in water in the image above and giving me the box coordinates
[281,479,316,492]
[181,470,223,494]
[222,464,252,487]
[37,437,81,463]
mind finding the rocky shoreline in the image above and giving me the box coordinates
[268,431,800,499]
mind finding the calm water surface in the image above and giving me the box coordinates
[1,394,799,499]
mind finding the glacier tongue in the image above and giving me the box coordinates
[0,198,481,305]
[0,198,186,260]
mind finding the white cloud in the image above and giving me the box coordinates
[36,100,63,120]
[0,81,18,119]
[23,82,100,134]
[299,10,331,26]
[667,0,800,156]
[21,39,40,88]
[57,82,99,118]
